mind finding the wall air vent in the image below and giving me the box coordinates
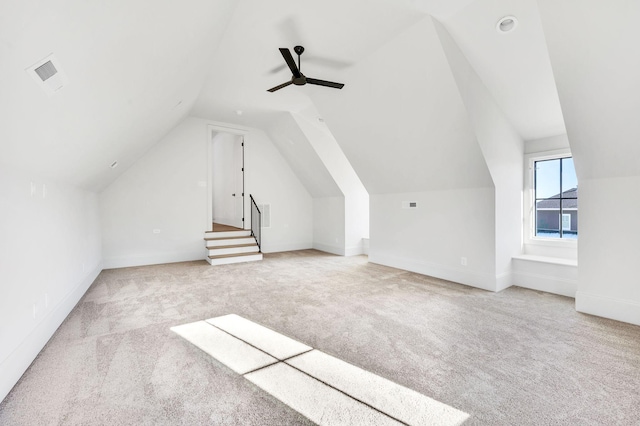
[259,204,271,228]
[26,54,68,95]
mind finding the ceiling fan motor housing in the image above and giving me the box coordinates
[267,46,344,92]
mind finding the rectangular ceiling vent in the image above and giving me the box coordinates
[259,204,271,228]
[34,61,57,81]
[26,54,68,95]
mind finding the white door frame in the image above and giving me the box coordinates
[207,124,249,230]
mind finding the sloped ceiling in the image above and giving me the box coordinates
[0,0,236,191]
[310,17,493,194]
[190,0,563,196]
[266,112,342,198]
[191,0,429,126]
[537,0,640,179]
[1,0,568,193]
[439,0,565,141]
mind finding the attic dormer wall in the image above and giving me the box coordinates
[311,17,498,290]
[265,113,346,255]
[538,0,640,325]
[291,109,370,256]
[435,19,525,291]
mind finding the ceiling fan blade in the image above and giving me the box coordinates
[279,48,301,78]
[267,80,293,92]
[306,78,345,89]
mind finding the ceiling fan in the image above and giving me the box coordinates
[267,46,344,92]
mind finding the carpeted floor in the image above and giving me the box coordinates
[1,250,639,425]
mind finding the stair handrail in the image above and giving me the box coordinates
[249,194,262,252]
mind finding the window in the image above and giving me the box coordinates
[534,157,578,239]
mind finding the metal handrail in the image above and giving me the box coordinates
[250,194,261,252]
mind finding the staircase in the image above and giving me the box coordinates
[204,229,262,266]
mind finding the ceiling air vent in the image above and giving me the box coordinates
[34,61,58,81]
[26,54,68,95]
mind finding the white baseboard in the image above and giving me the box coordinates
[103,250,205,269]
[576,291,640,326]
[262,242,313,254]
[368,252,497,292]
[0,263,103,403]
[512,271,577,298]
[312,242,345,256]
[312,242,365,257]
[495,272,513,292]
[511,257,577,298]
[344,242,364,257]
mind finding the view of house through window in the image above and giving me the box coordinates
[534,157,578,239]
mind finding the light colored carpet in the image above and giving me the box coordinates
[1,250,639,425]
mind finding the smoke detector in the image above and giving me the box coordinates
[26,54,68,95]
[496,16,518,33]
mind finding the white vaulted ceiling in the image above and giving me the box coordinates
[439,0,566,141]
[1,0,568,192]
[191,0,426,126]
[0,0,236,191]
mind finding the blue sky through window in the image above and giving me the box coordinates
[536,157,577,198]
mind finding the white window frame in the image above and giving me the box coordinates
[523,149,578,248]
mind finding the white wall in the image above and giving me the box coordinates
[538,0,640,325]
[101,118,209,268]
[524,134,570,155]
[101,116,313,268]
[576,177,640,324]
[292,109,369,255]
[344,192,370,256]
[0,166,102,402]
[312,197,345,255]
[436,19,524,291]
[369,189,497,291]
[243,125,314,253]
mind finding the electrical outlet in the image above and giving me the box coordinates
[31,182,36,196]
[153,229,161,234]
[461,257,467,266]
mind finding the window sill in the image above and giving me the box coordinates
[513,254,577,267]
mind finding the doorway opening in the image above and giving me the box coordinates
[208,128,246,232]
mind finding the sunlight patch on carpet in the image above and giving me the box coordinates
[172,315,469,426]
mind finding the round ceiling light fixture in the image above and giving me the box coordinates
[496,16,518,33]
